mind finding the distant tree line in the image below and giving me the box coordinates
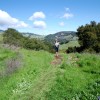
[3,28,53,52]
[67,21,100,53]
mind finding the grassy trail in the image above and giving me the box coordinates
[0,47,100,100]
[28,66,57,100]
[9,49,60,100]
[20,50,65,100]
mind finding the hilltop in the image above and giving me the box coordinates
[0,30,78,43]
[21,32,45,39]
[0,30,45,39]
[44,31,78,44]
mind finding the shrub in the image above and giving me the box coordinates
[76,21,100,53]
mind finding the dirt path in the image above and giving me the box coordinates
[29,55,63,99]
[51,55,63,65]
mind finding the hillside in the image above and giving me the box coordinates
[0,30,4,32]
[0,42,100,99]
[21,32,45,39]
[60,40,80,52]
[0,30,45,39]
[0,30,4,34]
[44,31,78,44]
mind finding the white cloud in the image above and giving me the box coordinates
[33,20,46,29]
[0,10,28,29]
[59,22,65,26]
[29,12,46,20]
[61,13,73,19]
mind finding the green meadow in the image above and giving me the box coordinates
[60,40,80,52]
[0,43,100,100]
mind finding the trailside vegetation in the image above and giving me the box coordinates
[3,28,53,52]
[67,21,100,53]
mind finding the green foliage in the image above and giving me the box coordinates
[77,21,100,52]
[23,37,48,51]
[3,28,24,47]
[0,34,3,43]
[0,43,100,100]
[67,46,77,53]
[3,28,52,52]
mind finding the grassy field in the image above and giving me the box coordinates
[0,42,100,100]
[60,40,80,52]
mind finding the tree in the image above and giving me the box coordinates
[3,28,24,47]
[76,21,100,52]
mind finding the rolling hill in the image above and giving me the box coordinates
[0,30,4,34]
[44,31,78,44]
[0,30,4,32]
[21,32,45,39]
[0,30,45,39]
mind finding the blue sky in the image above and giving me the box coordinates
[0,0,100,35]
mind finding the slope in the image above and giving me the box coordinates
[0,45,100,100]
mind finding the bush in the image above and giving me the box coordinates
[3,28,24,47]
[3,28,53,52]
[66,46,78,53]
[76,21,100,53]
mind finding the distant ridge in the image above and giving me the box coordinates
[0,30,4,33]
[21,32,45,39]
[44,31,78,44]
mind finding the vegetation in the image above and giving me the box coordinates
[0,47,54,100]
[0,34,3,44]
[60,40,80,52]
[0,21,100,100]
[3,28,52,52]
[0,43,100,100]
[22,32,45,39]
[76,21,100,53]
[66,21,100,53]
[44,31,77,44]
[0,46,17,75]
[3,28,24,47]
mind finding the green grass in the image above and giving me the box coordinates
[60,40,80,52]
[0,48,56,100]
[45,53,100,100]
[0,44,100,100]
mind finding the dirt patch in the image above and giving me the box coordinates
[51,55,63,65]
